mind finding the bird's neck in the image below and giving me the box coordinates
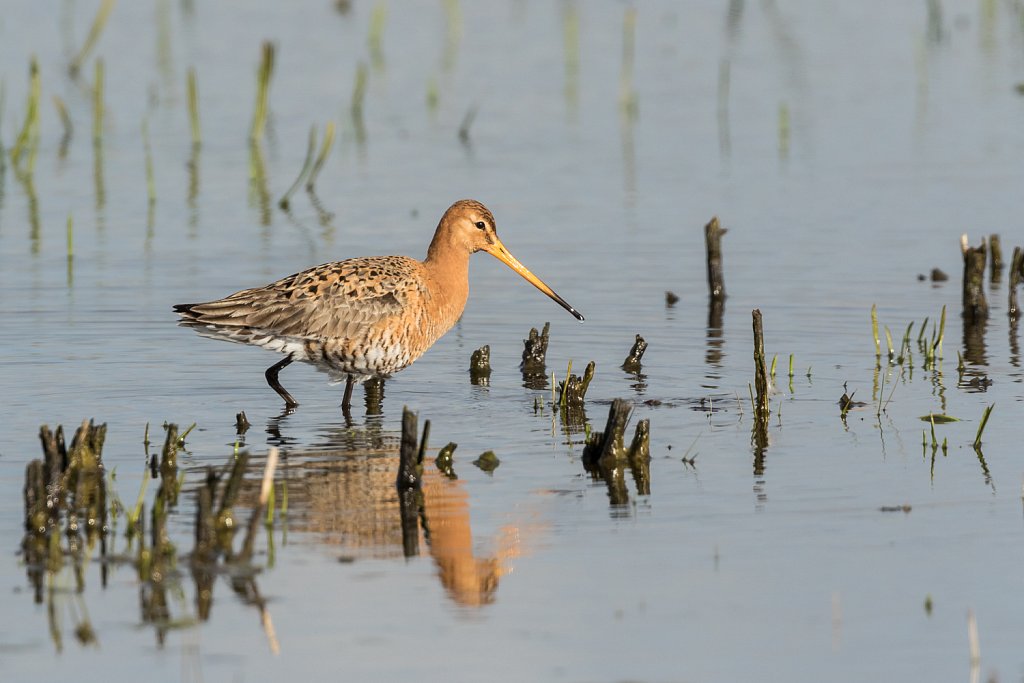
[423,241,471,328]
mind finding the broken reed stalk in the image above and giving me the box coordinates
[752,309,770,425]
[92,58,105,144]
[1009,247,1023,320]
[186,67,201,146]
[973,404,994,449]
[704,216,727,301]
[10,57,40,166]
[621,334,648,372]
[988,234,1003,283]
[69,0,116,77]
[249,41,275,142]
[396,407,423,490]
[279,125,317,210]
[961,234,988,322]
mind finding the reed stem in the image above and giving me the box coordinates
[70,0,116,77]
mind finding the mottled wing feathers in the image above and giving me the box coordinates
[174,256,425,343]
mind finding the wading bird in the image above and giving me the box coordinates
[174,200,583,411]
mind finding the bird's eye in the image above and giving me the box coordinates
[475,221,486,230]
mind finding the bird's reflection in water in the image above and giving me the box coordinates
[267,416,524,607]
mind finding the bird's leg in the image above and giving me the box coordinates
[266,355,299,408]
[342,375,355,409]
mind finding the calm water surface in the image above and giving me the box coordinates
[1,2,1023,681]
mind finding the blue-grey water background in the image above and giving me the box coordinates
[1,1,1023,681]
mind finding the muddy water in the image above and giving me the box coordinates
[2,2,1023,681]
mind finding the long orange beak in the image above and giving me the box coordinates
[484,238,584,321]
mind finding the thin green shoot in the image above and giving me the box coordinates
[177,422,197,446]
[876,370,885,418]
[53,95,73,151]
[973,403,994,449]
[279,125,317,210]
[351,62,368,118]
[187,67,201,145]
[66,214,73,258]
[560,360,573,407]
[769,354,778,379]
[127,466,150,532]
[871,304,880,358]
[929,414,937,446]
[882,369,900,412]
[250,41,275,142]
[265,483,276,525]
[70,0,116,76]
[917,316,930,345]
[368,3,388,69]
[884,325,894,362]
[306,121,336,191]
[933,305,946,359]
[898,321,914,364]
[93,58,104,144]
[426,76,439,111]
[142,118,155,205]
[10,57,40,165]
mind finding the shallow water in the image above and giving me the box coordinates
[2,2,1024,681]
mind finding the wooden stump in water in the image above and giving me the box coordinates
[520,322,550,375]
[752,309,770,427]
[705,216,727,302]
[621,334,648,372]
[1009,246,1023,320]
[470,345,491,385]
[989,234,1003,283]
[582,399,651,505]
[961,235,988,323]
[557,360,595,408]
[396,407,423,491]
